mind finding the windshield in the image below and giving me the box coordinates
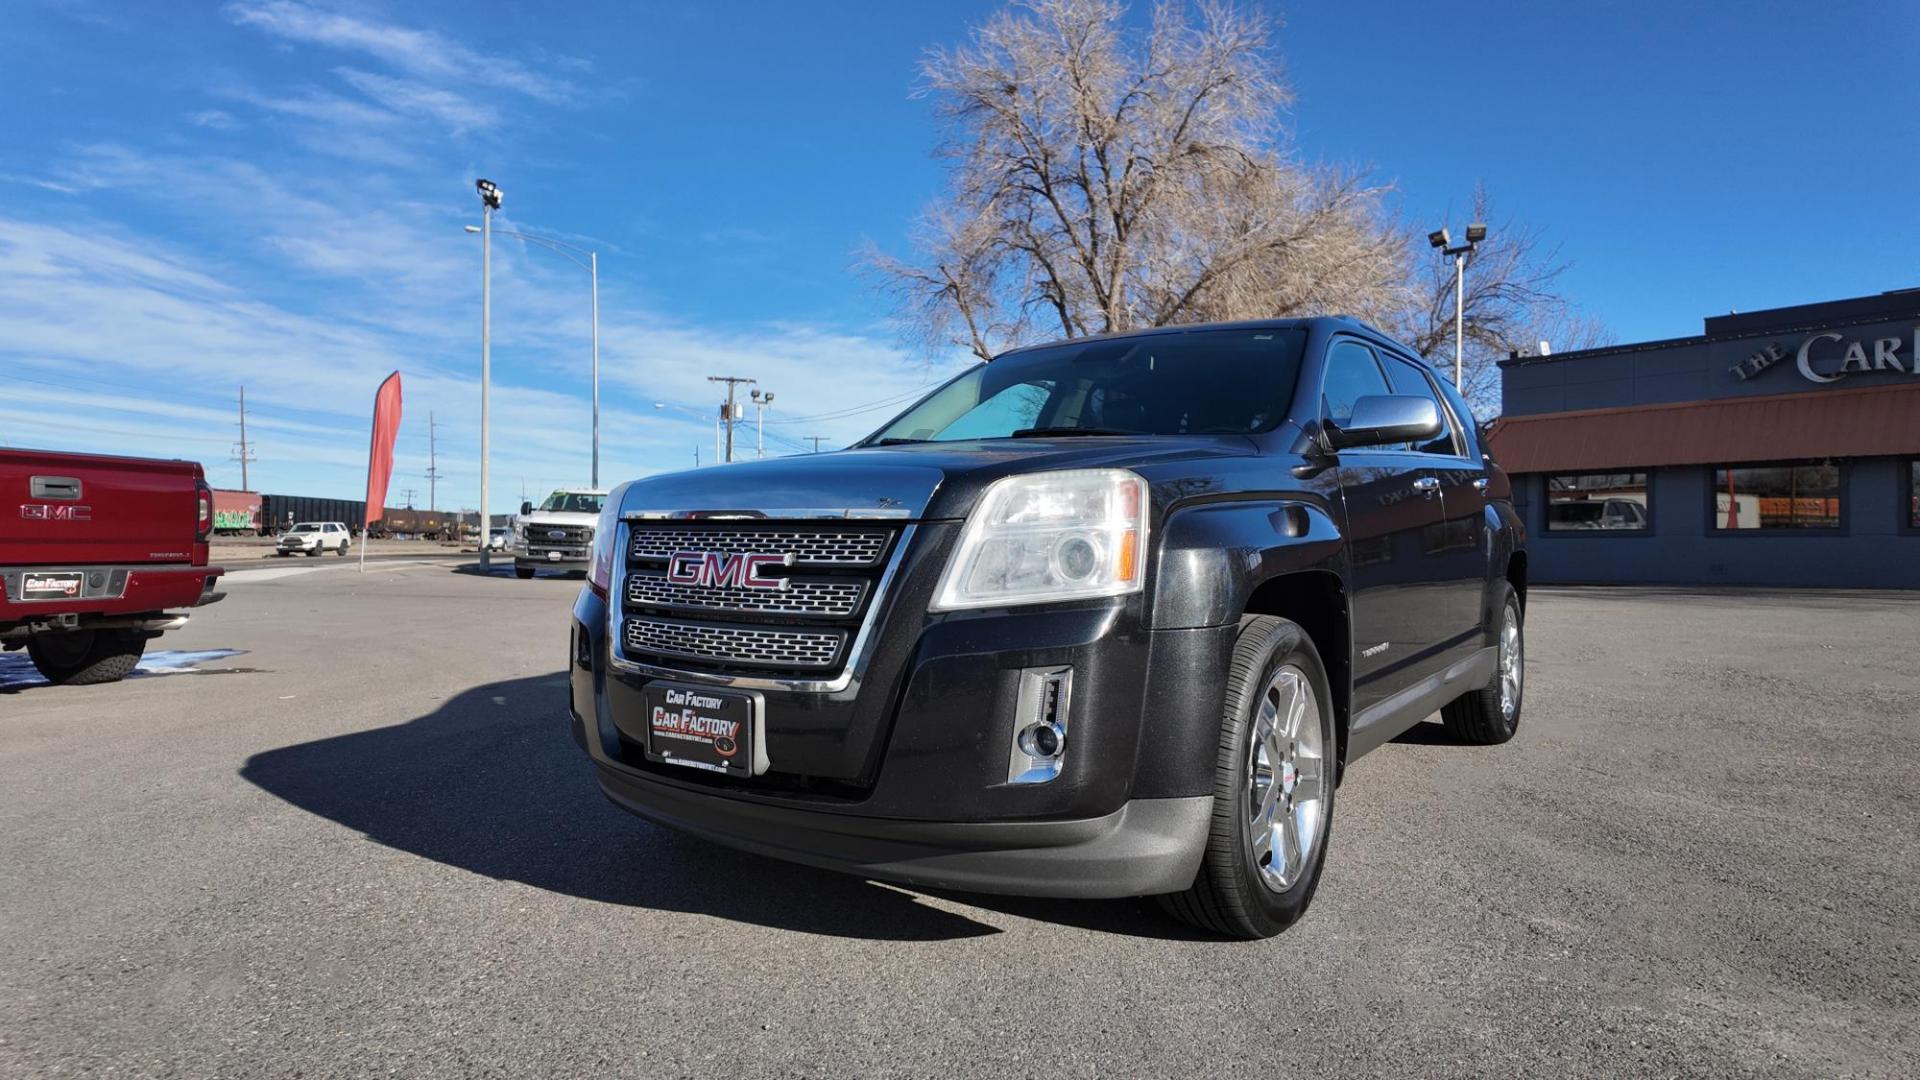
[868,328,1305,444]
[538,491,605,514]
[290,523,319,533]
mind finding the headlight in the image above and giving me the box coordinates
[930,468,1148,611]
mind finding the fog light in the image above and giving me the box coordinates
[1007,666,1072,785]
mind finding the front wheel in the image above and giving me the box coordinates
[336,542,350,556]
[27,630,148,686]
[514,567,536,579]
[1159,615,1338,939]
[1440,584,1524,744]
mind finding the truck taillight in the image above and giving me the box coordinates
[195,481,213,541]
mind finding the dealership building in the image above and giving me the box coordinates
[1487,289,1920,587]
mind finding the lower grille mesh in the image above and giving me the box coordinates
[623,617,844,670]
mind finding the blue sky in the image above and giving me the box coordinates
[2,0,1914,510]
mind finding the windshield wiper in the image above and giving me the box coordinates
[1009,426,1146,439]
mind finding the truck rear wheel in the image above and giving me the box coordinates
[1159,615,1337,939]
[1440,584,1524,745]
[27,630,148,686]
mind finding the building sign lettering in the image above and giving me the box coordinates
[1729,327,1919,384]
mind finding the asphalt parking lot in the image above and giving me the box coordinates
[1,562,1915,1078]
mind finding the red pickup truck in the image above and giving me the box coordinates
[2,449,225,685]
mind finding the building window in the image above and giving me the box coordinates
[1909,460,1920,529]
[1546,472,1650,531]
[1711,462,1841,530]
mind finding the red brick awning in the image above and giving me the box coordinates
[1485,381,1920,473]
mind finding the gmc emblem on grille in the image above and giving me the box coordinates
[666,550,793,591]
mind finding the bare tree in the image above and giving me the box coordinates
[1397,186,1611,418]
[867,0,1403,359]
[871,0,1606,421]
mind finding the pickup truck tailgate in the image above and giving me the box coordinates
[1,450,202,565]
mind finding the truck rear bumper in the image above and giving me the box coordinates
[591,755,1211,898]
[0,563,224,627]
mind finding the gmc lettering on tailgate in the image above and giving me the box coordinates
[20,504,92,522]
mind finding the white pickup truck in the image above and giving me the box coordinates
[513,489,606,579]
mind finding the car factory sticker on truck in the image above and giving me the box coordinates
[21,573,84,600]
[646,684,754,775]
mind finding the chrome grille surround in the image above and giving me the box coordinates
[627,526,889,567]
[608,517,918,694]
[624,571,866,617]
[623,617,843,669]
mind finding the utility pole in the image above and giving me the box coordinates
[706,375,755,463]
[693,446,700,468]
[401,487,417,509]
[425,411,442,511]
[806,436,827,453]
[232,386,257,490]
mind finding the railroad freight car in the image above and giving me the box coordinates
[371,508,459,539]
[258,493,366,536]
[211,489,261,534]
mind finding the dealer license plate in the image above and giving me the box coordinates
[20,572,84,601]
[643,682,760,777]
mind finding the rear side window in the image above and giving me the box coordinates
[1320,340,1391,429]
[1381,357,1464,457]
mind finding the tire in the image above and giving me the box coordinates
[305,546,320,557]
[275,551,289,558]
[514,567,537,579]
[1441,584,1524,745]
[1159,615,1338,939]
[27,630,148,686]
[336,542,349,556]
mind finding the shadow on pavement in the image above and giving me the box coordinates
[241,672,1014,941]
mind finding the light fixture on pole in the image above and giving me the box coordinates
[750,388,775,459]
[1428,221,1488,390]
[464,224,600,488]
[472,177,502,570]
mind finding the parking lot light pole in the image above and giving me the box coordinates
[471,179,502,571]
[1427,222,1487,389]
[464,225,601,488]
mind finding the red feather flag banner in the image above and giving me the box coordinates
[360,371,403,572]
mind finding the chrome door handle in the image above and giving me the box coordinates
[1471,477,1489,491]
[1411,476,1440,494]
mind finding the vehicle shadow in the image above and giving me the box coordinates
[240,672,1043,941]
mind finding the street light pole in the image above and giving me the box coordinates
[590,250,599,489]
[475,178,502,572]
[1427,221,1488,390]
[750,389,775,459]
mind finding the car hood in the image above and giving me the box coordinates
[616,436,1258,521]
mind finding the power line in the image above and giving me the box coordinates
[806,436,828,453]
[763,384,934,425]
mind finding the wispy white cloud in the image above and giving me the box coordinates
[336,68,496,134]
[224,1,579,104]
[188,109,240,130]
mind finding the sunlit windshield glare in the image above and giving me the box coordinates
[540,492,606,514]
[869,328,1305,444]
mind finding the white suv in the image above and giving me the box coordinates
[276,521,352,557]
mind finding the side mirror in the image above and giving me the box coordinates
[519,501,534,516]
[1328,395,1441,449]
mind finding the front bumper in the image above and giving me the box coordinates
[517,550,588,570]
[594,757,1210,897]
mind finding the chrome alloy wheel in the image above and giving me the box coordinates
[1498,607,1523,721]
[1247,665,1327,892]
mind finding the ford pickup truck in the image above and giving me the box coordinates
[567,318,1527,938]
[2,449,225,686]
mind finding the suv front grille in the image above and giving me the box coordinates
[618,522,899,678]
[628,526,889,567]
[623,618,844,669]
[624,571,866,617]
[533,525,591,546]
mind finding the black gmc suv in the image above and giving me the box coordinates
[568,317,1526,938]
